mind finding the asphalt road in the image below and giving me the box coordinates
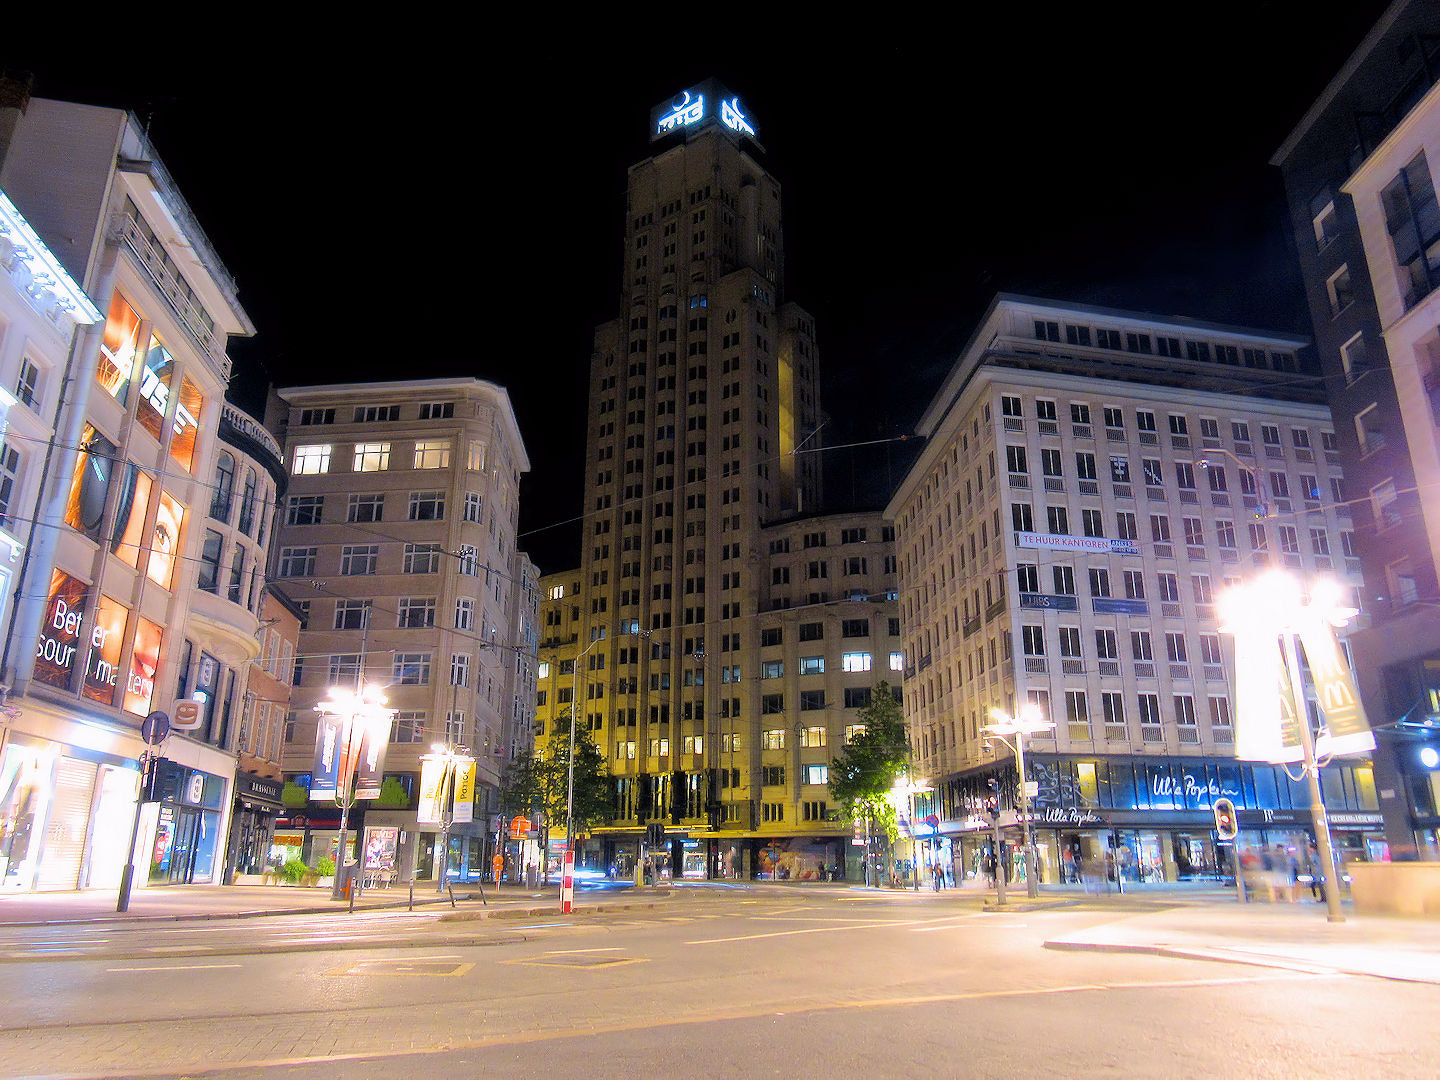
[7,888,1437,1079]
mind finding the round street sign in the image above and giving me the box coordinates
[140,711,170,746]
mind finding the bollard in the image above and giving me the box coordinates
[409,879,414,912]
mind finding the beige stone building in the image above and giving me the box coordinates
[272,378,534,883]
[889,295,1384,887]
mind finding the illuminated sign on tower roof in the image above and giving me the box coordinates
[650,80,759,144]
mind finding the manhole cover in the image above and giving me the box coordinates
[332,959,474,977]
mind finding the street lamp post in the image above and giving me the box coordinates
[314,685,395,901]
[1219,571,1354,924]
[985,704,1054,900]
[565,635,605,889]
[424,743,474,893]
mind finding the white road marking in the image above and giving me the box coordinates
[687,915,965,945]
[105,963,243,972]
[544,947,623,954]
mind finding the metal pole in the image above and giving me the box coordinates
[1279,629,1345,923]
[910,786,919,891]
[1017,732,1038,899]
[436,756,452,893]
[992,816,1007,906]
[117,750,151,912]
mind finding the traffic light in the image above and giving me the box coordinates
[984,796,999,821]
[1212,797,1238,841]
[646,821,666,846]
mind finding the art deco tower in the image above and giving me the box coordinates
[574,83,824,860]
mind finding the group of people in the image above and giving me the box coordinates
[1240,842,1327,902]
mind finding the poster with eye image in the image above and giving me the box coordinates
[81,595,128,706]
[146,492,185,590]
[34,569,89,690]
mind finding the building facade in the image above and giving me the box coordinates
[272,379,533,884]
[0,95,255,889]
[889,296,1379,886]
[552,84,914,880]
[1272,0,1440,856]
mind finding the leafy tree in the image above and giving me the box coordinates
[829,681,910,851]
[500,710,610,880]
[371,776,412,809]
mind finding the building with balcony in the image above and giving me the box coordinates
[888,296,1377,887]
[0,93,254,889]
[1272,0,1440,856]
[272,378,534,884]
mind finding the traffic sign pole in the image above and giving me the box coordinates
[560,850,575,913]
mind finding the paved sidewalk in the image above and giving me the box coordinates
[0,881,565,925]
[1045,898,1440,983]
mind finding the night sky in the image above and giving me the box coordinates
[3,7,1393,573]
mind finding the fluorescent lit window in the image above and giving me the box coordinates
[292,444,331,475]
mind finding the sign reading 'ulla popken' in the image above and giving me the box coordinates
[1015,532,1138,556]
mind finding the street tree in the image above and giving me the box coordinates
[828,681,910,883]
[499,710,610,881]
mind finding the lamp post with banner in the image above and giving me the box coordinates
[312,685,395,901]
[985,703,1054,900]
[419,743,475,892]
[1219,571,1373,924]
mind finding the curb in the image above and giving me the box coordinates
[1042,936,1440,983]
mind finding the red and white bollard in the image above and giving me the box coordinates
[560,850,575,914]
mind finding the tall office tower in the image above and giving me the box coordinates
[273,379,534,885]
[564,84,905,881]
[890,296,1376,886]
[1272,0,1440,856]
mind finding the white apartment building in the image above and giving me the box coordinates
[0,96,255,890]
[273,379,533,883]
[889,296,1383,887]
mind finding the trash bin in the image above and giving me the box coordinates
[338,861,360,899]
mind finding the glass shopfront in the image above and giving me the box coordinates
[147,760,226,884]
[944,754,1386,887]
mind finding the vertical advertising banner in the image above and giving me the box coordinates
[416,757,444,824]
[122,616,163,716]
[309,713,343,801]
[110,466,152,570]
[147,492,185,590]
[452,759,476,824]
[354,725,389,801]
[82,595,128,706]
[1299,618,1375,758]
[34,569,89,690]
[97,293,139,404]
[136,338,173,446]
[1228,620,1304,765]
[169,375,203,472]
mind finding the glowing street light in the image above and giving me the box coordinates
[1218,569,1360,924]
[985,703,1053,900]
[314,684,395,901]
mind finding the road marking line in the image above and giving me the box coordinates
[105,964,243,972]
[544,947,623,954]
[687,915,964,944]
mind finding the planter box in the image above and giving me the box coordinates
[1347,861,1440,917]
